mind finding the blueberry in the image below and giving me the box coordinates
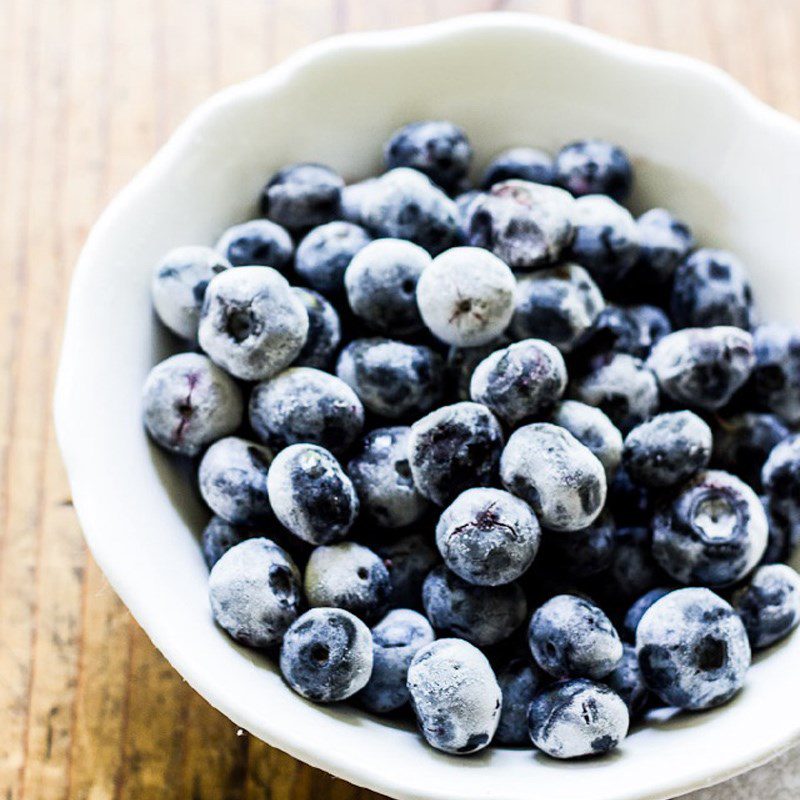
[494,658,543,746]
[336,338,444,419]
[622,588,671,642]
[358,609,435,714]
[435,487,540,586]
[636,587,751,710]
[633,207,694,283]
[344,238,431,335]
[607,526,664,601]
[623,411,712,488]
[198,266,309,381]
[249,367,364,455]
[511,264,605,353]
[500,423,607,532]
[748,323,800,424]
[215,219,294,272]
[279,608,373,702]
[647,326,755,411]
[652,469,768,587]
[142,352,243,457]
[548,512,616,579]
[291,288,341,369]
[554,139,633,202]
[267,444,359,545]
[151,246,231,340]
[260,163,344,230]
[527,679,629,759]
[408,402,504,506]
[209,538,302,649]
[550,400,623,479]
[529,594,622,680]
[470,339,567,426]
[201,516,259,569]
[295,221,372,294]
[416,246,516,347]
[346,426,429,529]
[762,434,800,547]
[454,189,482,238]
[481,147,555,189]
[446,335,511,401]
[760,494,799,566]
[604,644,651,719]
[423,565,527,647]
[731,563,800,649]
[304,542,391,623]
[198,436,273,524]
[607,469,652,527]
[384,120,472,193]
[578,304,671,361]
[374,532,440,610]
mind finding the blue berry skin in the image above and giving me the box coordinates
[548,512,616,579]
[279,608,373,703]
[671,249,754,330]
[622,588,671,642]
[732,563,800,649]
[760,495,799,566]
[215,219,294,272]
[260,163,344,230]
[249,367,364,455]
[198,437,274,525]
[554,139,633,202]
[336,338,444,419]
[374,533,440,610]
[384,121,472,194]
[605,644,651,719]
[579,304,672,361]
[481,147,555,189]
[454,190,482,238]
[291,288,341,370]
[551,401,623,479]
[423,565,527,647]
[608,526,664,601]
[652,470,768,587]
[446,335,511,401]
[607,467,652,527]
[636,587,751,710]
[358,609,435,714]
[748,323,800,424]
[635,208,694,283]
[295,221,372,295]
[527,679,629,759]
[201,516,259,569]
[408,402,504,506]
[209,538,303,650]
[494,658,543,746]
[529,595,623,680]
[647,326,755,411]
[623,411,712,489]
[762,434,800,551]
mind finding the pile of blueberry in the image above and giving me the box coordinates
[143,121,800,760]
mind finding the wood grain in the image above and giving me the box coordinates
[1,1,799,798]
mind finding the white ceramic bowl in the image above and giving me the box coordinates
[55,13,800,800]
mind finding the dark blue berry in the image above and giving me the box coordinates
[748,323,800,424]
[261,163,344,230]
[554,139,633,202]
[481,147,554,189]
[604,643,651,719]
[622,588,671,642]
[373,532,440,610]
[215,219,293,272]
[291,288,341,370]
[494,658,543,746]
[295,221,372,294]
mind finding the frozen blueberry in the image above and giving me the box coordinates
[201,516,259,569]
[336,338,444,419]
[548,513,616,579]
[423,565,527,647]
[295,221,372,294]
[344,238,431,335]
[454,189,482,237]
[198,436,273,524]
[622,588,671,642]
[731,563,800,649]
[607,468,653,527]
[260,163,344,230]
[762,434,800,547]
[198,266,309,381]
[633,207,694,283]
[304,542,391,623]
[384,120,472,194]
[151,246,231,340]
[466,180,575,269]
[291,288,341,369]
[605,644,651,719]
[249,367,364,455]
[142,352,243,457]
[215,219,294,272]
[279,608,373,702]
[578,304,671,361]
[435,487,540,586]
[470,339,567,426]
[511,264,605,353]
[374,532,440,610]
[623,411,712,488]
[636,587,751,710]
[407,638,501,754]
[647,326,755,411]
[494,658,543,746]
[748,323,800,424]
[209,538,302,649]
[608,526,664,601]
[446,335,511,401]
[408,402,504,506]
[416,246,516,347]
[551,400,623,479]
[267,444,359,545]
[760,494,799,566]
[652,470,768,586]
[555,139,633,202]
[346,426,429,529]
[528,679,629,759]
[571,353,659,433]
[529,595,622,680]
[358,609,435,714]
[501,423,606,532]
[481,147,555,189]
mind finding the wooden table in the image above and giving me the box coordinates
[2,1,800,798]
